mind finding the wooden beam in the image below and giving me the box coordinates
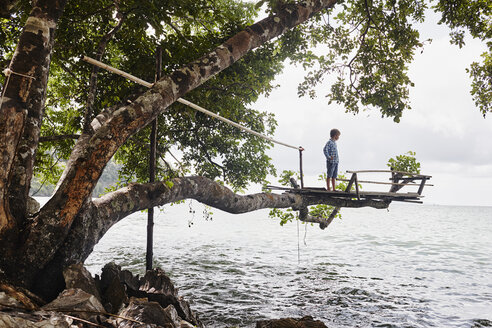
[354,173,360,200]
[347,169,432,178]
[338,178,433,187]
[417,177,428,195]
[345,173,356,192]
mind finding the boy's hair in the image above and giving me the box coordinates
[330,128,341,138]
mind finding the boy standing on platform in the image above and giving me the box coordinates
[323,129,341,191]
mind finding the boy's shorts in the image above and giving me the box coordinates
[326,162,338,178]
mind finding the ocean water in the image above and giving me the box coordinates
[85,202,492,327]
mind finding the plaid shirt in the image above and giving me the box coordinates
[323,139,339,163]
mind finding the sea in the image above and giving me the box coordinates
[83,201,492,327]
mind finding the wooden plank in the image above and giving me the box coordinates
[346,169,432,178]
[359,191,422,198]
[417,177,428,195]
[393,199,424,204]
[266,186,423,200]
[354,173,360,200]
[298,188,422,199]
[338,178,433,187]
[345,173,356,192]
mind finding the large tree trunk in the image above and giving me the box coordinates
[0,0,67,273]
[1,0,351,299]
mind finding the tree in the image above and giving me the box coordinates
[0,0,489,302]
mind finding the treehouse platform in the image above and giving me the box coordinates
[268,170,433,204]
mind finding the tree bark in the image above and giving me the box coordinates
[0,0,67,248]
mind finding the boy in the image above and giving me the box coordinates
[323,129,341,191]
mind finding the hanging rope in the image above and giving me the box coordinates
[297,218,301,265]
[80,56,303,151]
[0,67,36,108]
[81,56,305,187]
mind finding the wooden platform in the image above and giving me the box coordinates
[267,169,432,204]
[267,185,423,203]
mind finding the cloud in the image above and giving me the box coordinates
[252,18,491,206]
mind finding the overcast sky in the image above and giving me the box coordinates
[252,12,492,207]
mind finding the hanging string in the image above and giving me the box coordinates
[0,67,36,108]
[0,70,12,108]
[304,221,308,246]
[297,219,300,265]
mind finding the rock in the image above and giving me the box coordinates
[63,263,101,301]
[0,292,23,309]
[100,262,122,292]
[256,316,328,328]
[95,263,201,327]
[116,297,182,328]
[120,269,140,292]
[180,319,196,328]
[99,262,129,313]
[0,282,43,310]
[0,292,62,328]
[103,274,129,313]
[135,268,201,327]
[0,311,73,328]
[42,288,105,321]
[140,268,176,296]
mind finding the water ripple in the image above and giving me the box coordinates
[85,204,492,327]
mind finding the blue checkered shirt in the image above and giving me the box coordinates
[323,139,339,163]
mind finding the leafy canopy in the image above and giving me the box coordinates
[0,0,489,194]
[387,150,421,174]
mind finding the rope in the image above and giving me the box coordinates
[297,218,300,265]
[0,67,36,108]
[0,71,11,108]
[81,56,303,151]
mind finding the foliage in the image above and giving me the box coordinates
[1,0,490,200]
[284,0,428,122]
[386,151,421,174]
[308,172,361,221]
[1,0,285,193]
[268,171,361,225]
[433,0,492,116]
[270,0,491,121]
[278,169,300,186]
[269,207,296,226]
[468,52,492,116]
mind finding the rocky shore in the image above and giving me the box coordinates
[0,263,328,327]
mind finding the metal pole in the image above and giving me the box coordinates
[299,147,304,189]
[146,46,162,271]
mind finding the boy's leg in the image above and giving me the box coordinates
[331,163,338,191]
[326,160,332,190]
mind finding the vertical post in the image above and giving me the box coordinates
[298,147,304,189]
[354,173,360,200]
[417,177,427,195]
[146,46,162,271]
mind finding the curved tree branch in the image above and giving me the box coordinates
[31,174,388,299]
[93,176,389,229]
